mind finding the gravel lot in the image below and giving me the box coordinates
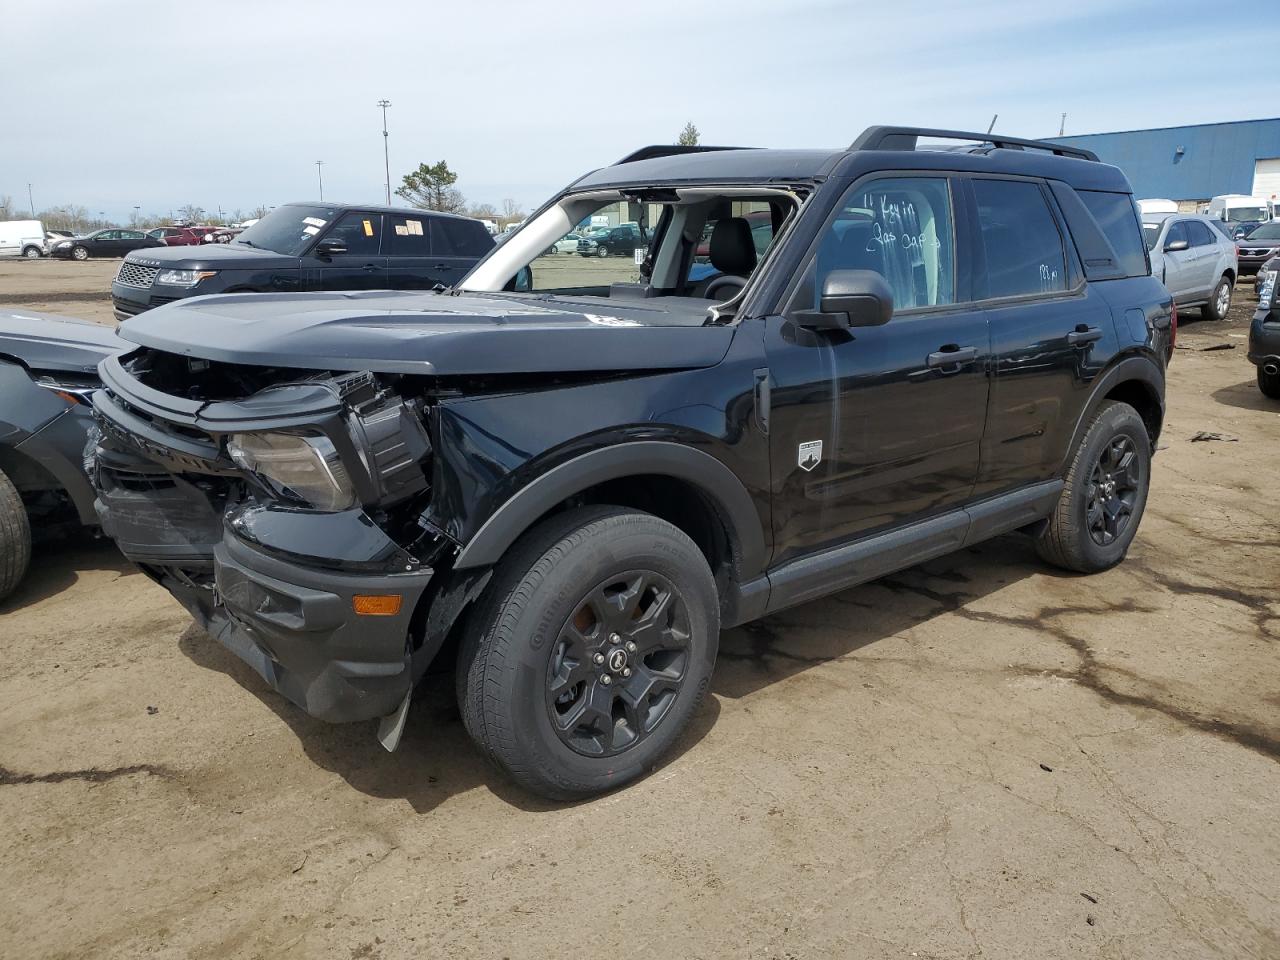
[1,258,1277,959]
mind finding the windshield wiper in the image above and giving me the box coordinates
[235,238,262,249]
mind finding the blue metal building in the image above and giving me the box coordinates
[1050,118,1280,204]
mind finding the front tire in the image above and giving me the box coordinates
[595,245,609,258]
[71,245,89,261]
[1203,275,1232,320]
[0,467,32,603]
[1259,366,1280,399]
[457,506,719,800]
[1036,400,1150,573]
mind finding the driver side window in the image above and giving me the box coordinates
[794,177,955,314]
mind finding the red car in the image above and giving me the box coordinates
[147,225,221,246]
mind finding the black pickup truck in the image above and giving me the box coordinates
[91,127,1171,799]
[110,203,493,321]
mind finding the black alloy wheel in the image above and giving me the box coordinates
[1086,434,1140,546]
[546,569,692,757]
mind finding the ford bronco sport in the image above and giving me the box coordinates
[91,127,1172,799]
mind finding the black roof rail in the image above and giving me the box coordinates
[850,125,1099,162]
[613,144,755,165]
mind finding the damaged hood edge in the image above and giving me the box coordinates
[116,290,737,376]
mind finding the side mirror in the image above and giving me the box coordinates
[1164,239,1189,253]
[315,236,347,257]
[798,269,894,330]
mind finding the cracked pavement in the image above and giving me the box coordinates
[0,274,1277,959]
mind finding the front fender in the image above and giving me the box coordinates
[452,440,767,578]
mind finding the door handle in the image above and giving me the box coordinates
[927,345,978,368]
[362,263,380,271]
[432,263,451,270]
[1066,325,1103,346]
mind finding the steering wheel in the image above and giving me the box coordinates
[704,275,747,301]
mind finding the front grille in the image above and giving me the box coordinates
[116,262,159,289]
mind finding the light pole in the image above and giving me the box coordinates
[132,205,141,225]
[377,99,392,205]
[315,160,325,201]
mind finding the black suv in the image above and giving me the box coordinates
[110,203,494,321]
[577,222,646,257]
[1249,264,1279,397]
[91,127,1171,799]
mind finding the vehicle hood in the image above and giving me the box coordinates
[122,242,296,271]
[0,309,126,373]
[117,290,735,375]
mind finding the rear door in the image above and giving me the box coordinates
[311,212,387,290]
[380,211,438,289]
[1184,219,1220,296]
[968,176,1118,498]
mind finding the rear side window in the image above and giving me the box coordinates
[1186,221,1217,248]
[384,213,430,256]
[973,179,1067,298]
[1078,190,1148,277]
[433,218,493,257]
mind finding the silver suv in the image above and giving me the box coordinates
[1143,213,1238,320]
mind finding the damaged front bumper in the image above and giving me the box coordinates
[91,350,441,734]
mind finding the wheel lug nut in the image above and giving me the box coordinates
[610,633,622,644]
[622,667,632,678]
[593,653,605,665]
[600,674,613,685]
[625,641,637,653]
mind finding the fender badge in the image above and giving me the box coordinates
[798,440,822,472]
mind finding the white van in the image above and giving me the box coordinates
[1206,194,1272,227]
[1137,198,1178,216]
[0,220,46,259]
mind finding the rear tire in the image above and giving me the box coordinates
[1203,275,1232,321]
[1036,400,1150,573]
[0,467,32,603]
[1258,366,1280,399]
[71,245,89,261]
[456,506,719,800]
[22,245,42,259]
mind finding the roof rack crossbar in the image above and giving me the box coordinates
[613,144,755,166]
[849,126,1098,162]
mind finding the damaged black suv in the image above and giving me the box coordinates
[91,127,1172,799]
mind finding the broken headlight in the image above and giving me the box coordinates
[226,432,356,512]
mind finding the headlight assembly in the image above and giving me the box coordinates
[157,268,217,286]
[226,432,356,511]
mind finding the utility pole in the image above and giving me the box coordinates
[1059,113,1067,137]
[377,99,392,205]
[315,160,325,201]
[28,184,35,217]
[986,114,998,135]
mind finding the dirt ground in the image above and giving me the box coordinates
[0,259,1277,959]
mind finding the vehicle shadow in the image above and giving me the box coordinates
[1211,378,1276,413]
[177,623,722,815]
[176,532,1047,813]
[713,534,1043,701]
[0,531,131,614]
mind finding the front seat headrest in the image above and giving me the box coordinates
[709,217,757,276]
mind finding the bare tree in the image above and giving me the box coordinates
[177,204,206,223]
[467,202,499,221]
[676,121,700,146]
[0,195,15,221]
[38,205,90,232]
[499,198,526,227]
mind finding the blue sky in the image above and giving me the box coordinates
[3,0,1277,222]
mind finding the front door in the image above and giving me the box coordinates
[1159,219,1196,298]
[765,174,990,565]
[310,212,387,291]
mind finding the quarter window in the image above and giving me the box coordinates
[974,179,1068,298]
[433,217,494,257]
[804,177,955,311]
[1077,190,1148,278]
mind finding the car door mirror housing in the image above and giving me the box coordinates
[1164,238,1189,253]
[315,237,347,257]
[805,269,895,329]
